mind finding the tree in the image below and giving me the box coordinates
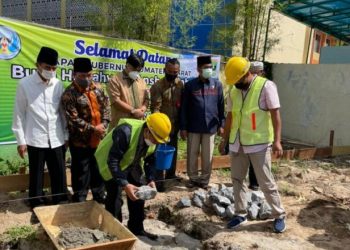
[211,0,280,60]
[171,0,222,49]
[87,0,171,44]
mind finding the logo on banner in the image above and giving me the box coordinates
[0,26,21,60]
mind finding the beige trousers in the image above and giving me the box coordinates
[187,133,215,185]
[230,147,286,219]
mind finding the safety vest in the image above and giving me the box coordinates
[229,76,274,146]
[95,118,156,181]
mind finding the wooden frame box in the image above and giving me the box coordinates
[34,201,137,250]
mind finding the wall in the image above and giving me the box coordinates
[265,11,310,64]
[320,46,350,64]
[273,64,350,147]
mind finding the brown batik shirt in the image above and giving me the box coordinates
[61,82,110,148]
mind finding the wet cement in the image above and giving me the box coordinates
[58,225,117,249]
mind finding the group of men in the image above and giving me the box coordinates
[12,46,286,242]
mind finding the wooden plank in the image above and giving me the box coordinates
[34,201,137,250]
[0,170,71,193]
[332,146,350,156]
[0,145,346,192]
[176,147,334,173]
[290,147,332,160]
[176,156,230,173]
[73,240,135,250]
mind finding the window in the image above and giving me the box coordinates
[314,34,321,53]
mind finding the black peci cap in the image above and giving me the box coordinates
[37,46,58,66]
[197,55,212,67]
[73,57,93,73]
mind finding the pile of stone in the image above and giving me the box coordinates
[177,184,272,220]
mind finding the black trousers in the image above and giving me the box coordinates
[105,173,145,234]
[69,145,105,202]
[249,162,259,188]
[27,145,67,208]
[165,129,179,179]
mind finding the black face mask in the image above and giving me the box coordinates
[75,78,92,88]
[235,82,249,90]
[165,73,177,82]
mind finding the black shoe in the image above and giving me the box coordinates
[135,230,158,241]
[30,213,39,223]
[93,196,106,204]
[156,184,166,193]
[186,181,197,188]
[199,183,209,190]
[29,197,46,209]
[248,185,259,191]
[166,175,182,182]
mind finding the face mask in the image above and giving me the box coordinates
[75,78,92,89]
[165,73,177,82]
[128,71,140,80]
[235,82,249,90]
[41,69,56,80]
[202,68,213,79]
[145,138,155,146]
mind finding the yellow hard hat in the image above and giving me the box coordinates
[146,113,171,143]
[225,57,251,85]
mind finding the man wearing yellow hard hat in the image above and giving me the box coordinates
[220,57,286,233]
[95,113,172,240]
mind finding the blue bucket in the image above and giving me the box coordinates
[155,144,175,170]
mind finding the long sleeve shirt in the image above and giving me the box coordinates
[180,77,225,134]
[61,82,110,147]
[107,124,155,186]
[12,71,67,148]
[107,71,149,129]
[150,77,183,132]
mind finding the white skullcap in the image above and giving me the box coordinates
[250,61,264,72]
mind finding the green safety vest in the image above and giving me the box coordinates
[229,76,274,146]
[95,118,156,181]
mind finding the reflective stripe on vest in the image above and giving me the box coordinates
[229,76,274,146]
[95,118,156,181]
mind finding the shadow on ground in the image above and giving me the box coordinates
[297,199,350,249]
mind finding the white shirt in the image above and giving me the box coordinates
[12,71,68,148]
[227,76,280,153]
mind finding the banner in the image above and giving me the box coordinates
[0,17,221,144]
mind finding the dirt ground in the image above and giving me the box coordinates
[1,156,350,250]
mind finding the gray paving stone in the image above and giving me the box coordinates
[177,197,192,208]
[259,201,272,220]
[212,203,226,217]
[135,186,157,200]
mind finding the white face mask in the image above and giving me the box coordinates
[145,138,155,146]
[41,69,56,80]
[202,68,213,79]
[128,71,140,80]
